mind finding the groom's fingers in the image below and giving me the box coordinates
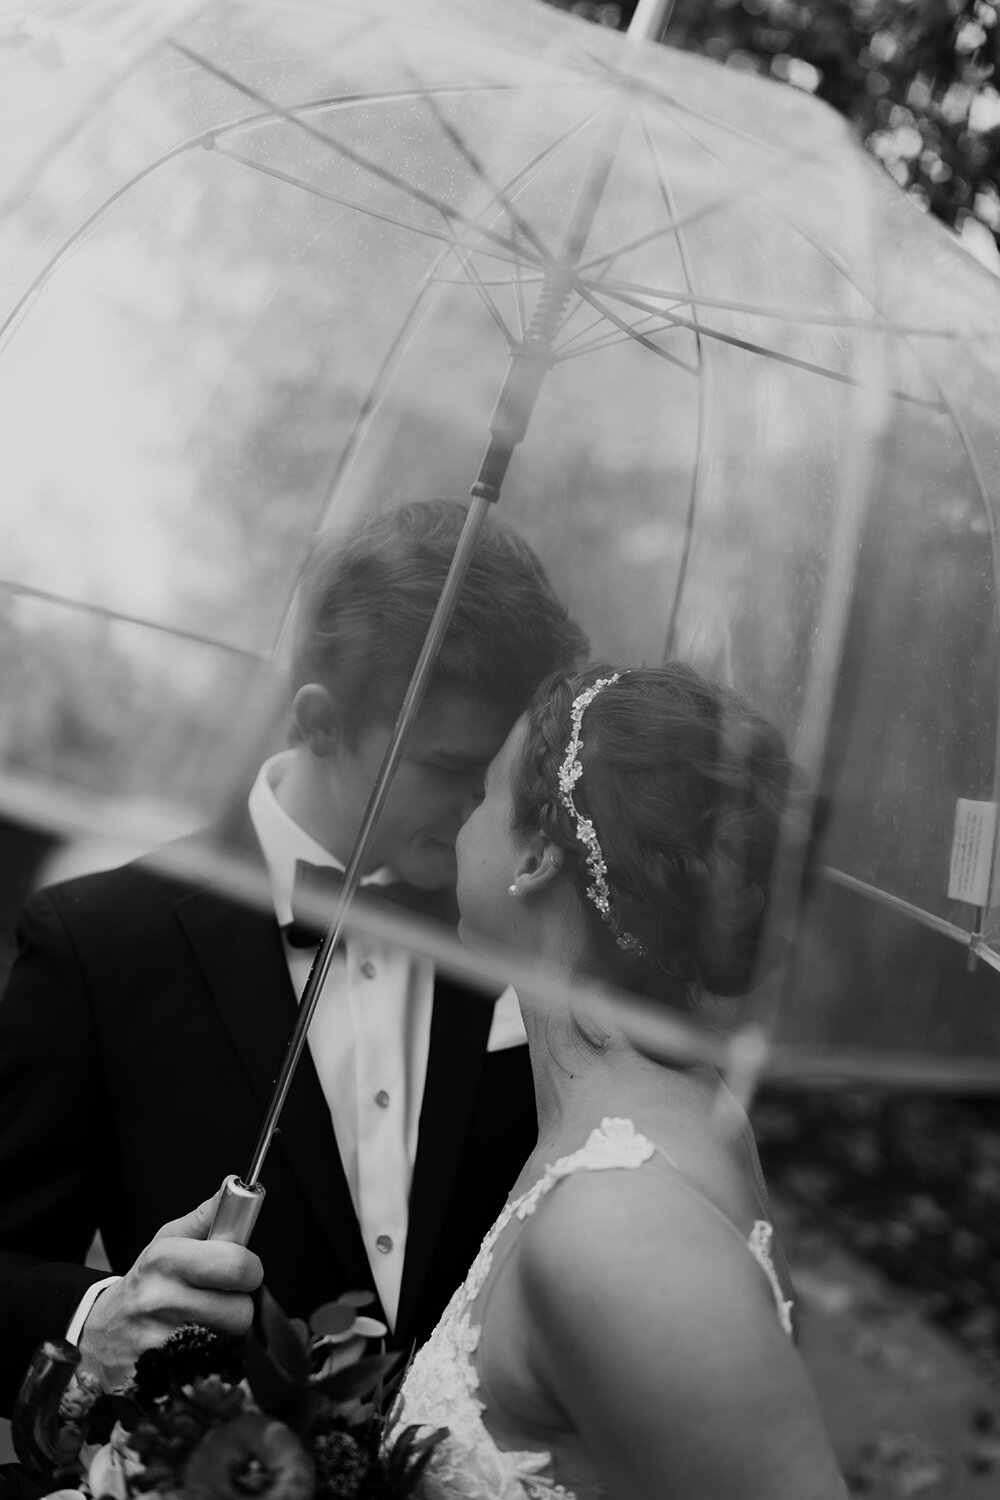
[128,1231,264,1335]
[140,1235,264,1297]
[124,1250,260,1337]
[156,1189,224,1242]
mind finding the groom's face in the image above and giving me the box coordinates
[323,688,514,889]
[454,717,526,955]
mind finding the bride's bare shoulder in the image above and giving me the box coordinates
[512,1134,785,1338]
[517,1152,751,1298]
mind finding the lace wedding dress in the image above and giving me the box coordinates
[395,1117,794,1500]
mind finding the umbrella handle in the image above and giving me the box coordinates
[208,1173,265,1245]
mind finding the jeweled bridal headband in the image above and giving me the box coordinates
[556,673,647,958]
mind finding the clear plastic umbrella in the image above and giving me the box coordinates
[1,0,999,1110]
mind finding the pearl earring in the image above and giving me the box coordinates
[508,884,518,898]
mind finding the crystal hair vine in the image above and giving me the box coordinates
[556,673,647,959]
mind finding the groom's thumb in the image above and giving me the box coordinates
[156,1191,221,1242]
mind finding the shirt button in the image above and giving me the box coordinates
[374,1089,390,1109]
[360,959,376,979]
[375,1234,393,1254]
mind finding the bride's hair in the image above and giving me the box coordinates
[511,663,797,1011]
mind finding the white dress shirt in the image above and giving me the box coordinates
[249,751,434,1329]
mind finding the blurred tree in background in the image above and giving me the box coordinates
[545,1,1000,259]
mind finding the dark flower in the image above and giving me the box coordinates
[310,1430,369,1499]
[133,1328,245,1407]
[181,1413,313,1500]
[126,1376,248,1489]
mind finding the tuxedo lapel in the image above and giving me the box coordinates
[173,880,375,1296]
[396,977,493,1342]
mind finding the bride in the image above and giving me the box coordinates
[396,663,847,1499]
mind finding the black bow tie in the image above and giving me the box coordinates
[284,860,456,947]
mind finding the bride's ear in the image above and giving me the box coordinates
[509,835,564,900]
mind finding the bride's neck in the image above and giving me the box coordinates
[522,1008,711,1150]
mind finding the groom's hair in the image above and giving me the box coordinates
[290,499,587,744]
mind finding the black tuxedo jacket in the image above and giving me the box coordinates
[0,847,536,1414]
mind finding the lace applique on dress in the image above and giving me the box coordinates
[395,1116,791,1500]
[747,1219,795,1336]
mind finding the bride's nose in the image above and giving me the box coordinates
[460,773,486,822]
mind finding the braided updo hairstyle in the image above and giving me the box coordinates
[511,663,796,1011]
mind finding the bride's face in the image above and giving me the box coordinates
[455,715,527,955]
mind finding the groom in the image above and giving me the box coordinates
[0,500,587,1411]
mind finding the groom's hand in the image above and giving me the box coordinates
[77,1191,263,1392]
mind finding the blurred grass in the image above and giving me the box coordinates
[753,1087,1000,1384]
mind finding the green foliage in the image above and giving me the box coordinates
[547,0,1000,252]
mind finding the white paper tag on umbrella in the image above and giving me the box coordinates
[948,799,998,906]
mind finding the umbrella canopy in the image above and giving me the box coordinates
[1,0,999,1086]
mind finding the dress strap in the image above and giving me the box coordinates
[650,1142,794,1336]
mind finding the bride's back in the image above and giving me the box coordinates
[398,664,845,1498]
[401,1107,841,1500]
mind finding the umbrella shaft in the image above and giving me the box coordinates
[241,495,495,1189]
[473,341,556,502]
[628,0,675,42]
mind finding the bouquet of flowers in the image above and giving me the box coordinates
[7,1291,444,1500]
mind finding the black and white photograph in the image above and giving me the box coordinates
[1,3,999,1496]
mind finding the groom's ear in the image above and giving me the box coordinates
[511,835,564,899]
[292,684,342,756]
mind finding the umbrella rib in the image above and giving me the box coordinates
[590,282,944,406]
[509,226,542,343]
[267,244,489,659]
[923,377,1000,633]
[568,283,699,374]
[575,137,827,277]
[168,42,556,271]
[637,106,709,664]
[431,272,543,287]
[585,276,983,338]
[512,260,528,342]
[0,136,201,350]
[387,48,557,268]
[0,579,267,660]
[584,49,850,179]
[433,219,516,344]
[820,867,977,945]
[216,145,491,255]
[556,313,687,360]
[554,305,619,354]
[215,143,558,298]
[298,269,452,546]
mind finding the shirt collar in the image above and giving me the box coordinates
[248,751,397,926]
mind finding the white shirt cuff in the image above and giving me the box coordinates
[65,1275,121,1346]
